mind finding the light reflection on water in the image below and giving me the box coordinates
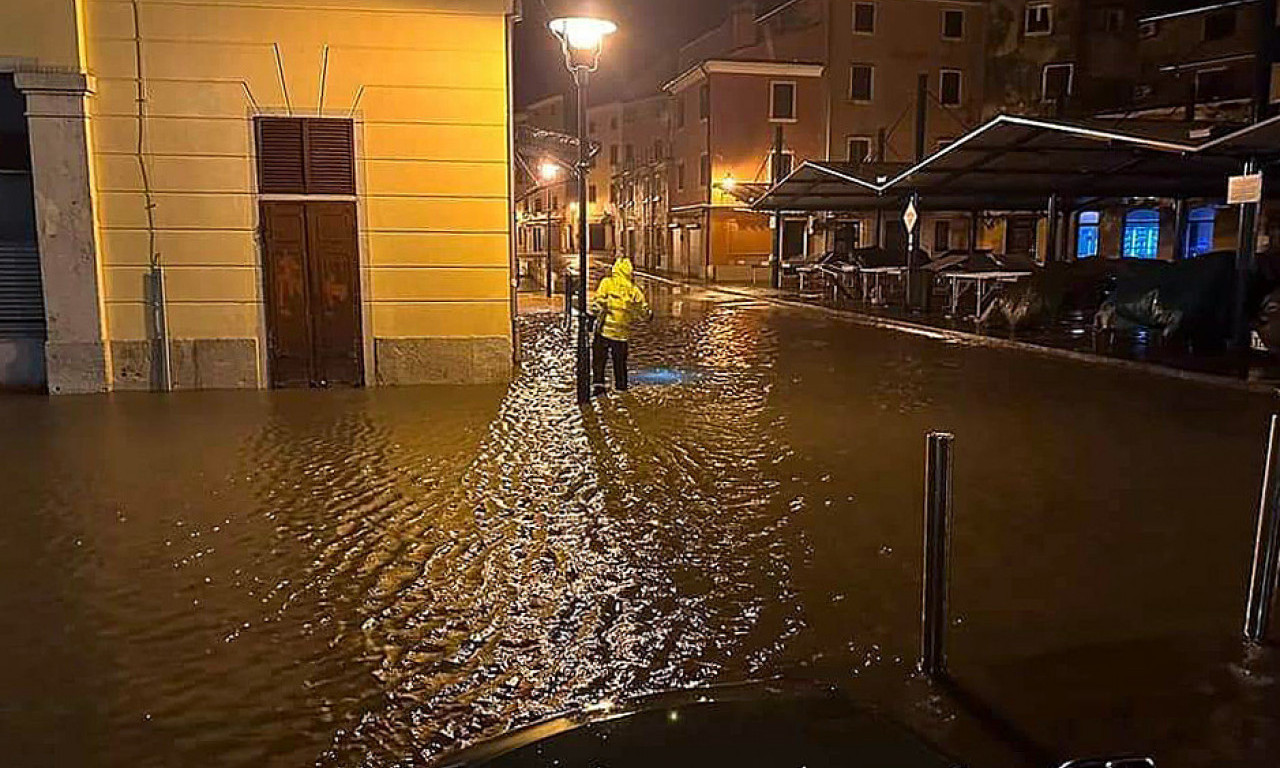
[0,284,1278,768]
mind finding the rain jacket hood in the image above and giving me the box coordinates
[591,258,650,342]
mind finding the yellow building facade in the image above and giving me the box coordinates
[0,0,517,393]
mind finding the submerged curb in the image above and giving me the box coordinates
[635,268,1280,397]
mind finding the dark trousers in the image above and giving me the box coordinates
[592,335,629,391]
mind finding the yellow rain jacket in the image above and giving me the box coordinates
[591,258,651,342]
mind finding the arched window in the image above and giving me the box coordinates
[1076,211,1100,258]
[1123,208,1160,259]
[1185,206,1216,257]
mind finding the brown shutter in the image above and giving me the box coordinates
[304,119,356,195]
[255,118,306,194]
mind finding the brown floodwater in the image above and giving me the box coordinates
[1,280,1278,768]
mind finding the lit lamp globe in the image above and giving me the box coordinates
[548,17,617,72]
[539,162,561,182]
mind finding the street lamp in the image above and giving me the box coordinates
[549,14,617,405]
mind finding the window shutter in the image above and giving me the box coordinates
[304,119,356,195]
[256,118,306,194]
[0,244,44,338]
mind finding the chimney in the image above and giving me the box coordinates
[731,2,759,51]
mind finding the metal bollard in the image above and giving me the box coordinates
[922,432,955,677]
[1245,415,1280,642]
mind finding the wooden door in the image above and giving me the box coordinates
[305,202,363,387]
[261,202,313,388]
[261,200,364,388]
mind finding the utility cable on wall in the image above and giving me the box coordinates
[131,0,172,391]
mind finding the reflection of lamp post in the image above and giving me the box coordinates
[550,15,616,405]
[540,162,560,297]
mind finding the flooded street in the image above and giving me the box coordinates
[2,280,1279,768]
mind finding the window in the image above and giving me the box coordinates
[942,9,964,40]
[699,84,711,120]
[1042,63,1074,102]
[1185,206,1216,257]
[1076,211,1100,258]
[552,194,559,210]
[770,81,798,121]
[654,140,664,160]
[853,2,876,33]
[934,220,952,252]
[609,145,618,166]
[850,64,874,102]
[589,185,597,204]
[610,184,617,203]
[848,135,873,163]
[676,96,686,129]
[677,161,686,191]
[255,117,356,195]
[1203,9,1237,41]
[625,144,634,164]
[1025,2,1053,35]
[1098,6,1124,33]
[700,153,710,187]
[940,69,963,106]
[770,150,796,181]
[1123,209,1160,259]
[1195,67,1234,102]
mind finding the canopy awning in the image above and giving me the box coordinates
[1196,113,1280,160]
[751,161,907,212]
[754,114,1251,213]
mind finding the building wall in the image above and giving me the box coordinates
[1133,2,1264,118]
[614,95,669,269]
[21,0,515,390]
[0,0,85,71]
[984,0,1141,119]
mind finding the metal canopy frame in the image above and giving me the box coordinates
[752,114,1262,214]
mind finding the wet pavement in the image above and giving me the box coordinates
[3,278,1279,768]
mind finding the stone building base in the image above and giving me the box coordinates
[374,337,512,386]
[46,341,109,395]
[111,338,260,391]
[0,338,48,391]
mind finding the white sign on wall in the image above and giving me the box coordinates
[1228,173,1264,205]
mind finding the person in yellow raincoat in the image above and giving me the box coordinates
[589,256,651,393]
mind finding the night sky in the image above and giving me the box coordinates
[513,0,750,107]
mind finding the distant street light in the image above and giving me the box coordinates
[549,14,617,405]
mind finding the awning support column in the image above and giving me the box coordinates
[1045,194,1061,263]
[771,124,785,290]
[1173,199,1189,261]
[1234,157,1261,349]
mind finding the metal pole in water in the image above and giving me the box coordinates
[1245,415,1280,642]
[922,431,955,676]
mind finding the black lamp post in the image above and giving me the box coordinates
[549,15,616,405]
